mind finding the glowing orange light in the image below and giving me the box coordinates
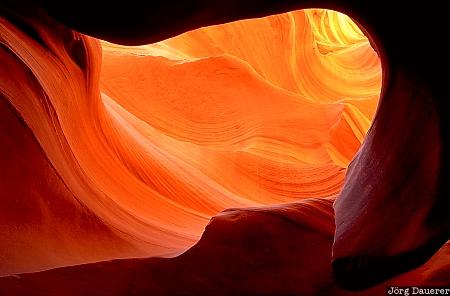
[0,8,381,274]
[97,8,381,253]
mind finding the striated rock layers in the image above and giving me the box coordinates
[0,1,448,294]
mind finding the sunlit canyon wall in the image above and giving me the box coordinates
[0,9,379,274]
[0,3,449,295]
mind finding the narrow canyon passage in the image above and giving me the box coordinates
[0,8,381,275]
[0,2,449,295]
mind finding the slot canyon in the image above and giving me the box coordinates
[0,1,449,295]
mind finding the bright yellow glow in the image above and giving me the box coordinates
[0,9,381,268]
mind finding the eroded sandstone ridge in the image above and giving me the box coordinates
[0,0,449,294]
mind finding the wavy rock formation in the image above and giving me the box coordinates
[0,0,449,294]
[0,198,448,295]
[0,8,379,275]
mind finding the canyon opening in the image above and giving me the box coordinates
[2,3,449,295]
[97,7,382,255]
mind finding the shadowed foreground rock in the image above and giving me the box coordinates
[1,0,449,293]
[0,197,448,295]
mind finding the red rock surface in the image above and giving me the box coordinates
[0,197,448,295]
[0,1,449,294]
